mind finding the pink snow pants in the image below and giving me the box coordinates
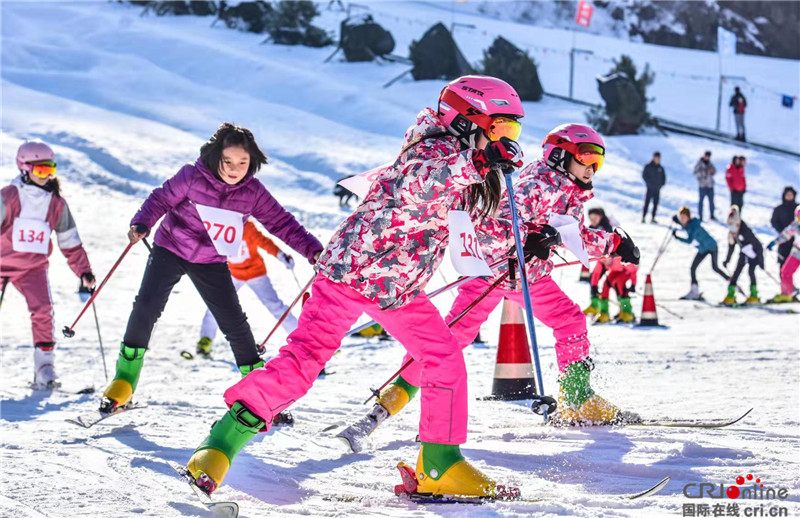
[399,276,590,387]
[4,266,54,345]
[224,274,469,444]
[781,255,799,295]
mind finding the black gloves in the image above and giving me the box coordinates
[78,273,95,303]
[611,228,640,265]
[672,215,681,225]
[522,223,562,260]
[472,137,524,173]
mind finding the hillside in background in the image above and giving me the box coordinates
[471,0,800,60]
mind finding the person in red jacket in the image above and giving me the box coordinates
[1,141,95,389]
[197,218,297,357]
[725,155,747,212]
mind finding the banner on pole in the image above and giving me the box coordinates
[575,0,593,28]
[717,26,737,56]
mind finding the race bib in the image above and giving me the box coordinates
[548,214,590,267]
[228,240,250,264]
[741,243,756,259]
[194,204,244,257]
[12,218,50,254]
[448,210,493,276]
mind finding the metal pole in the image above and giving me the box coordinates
[503,171,550,421]
[91,302,108,382]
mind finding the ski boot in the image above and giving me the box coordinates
[196,336,213,358]
[769,293,798,303]
[100,343,145,412]
[721,285,737,306]
[594,298,611,323]
[551,360,639,425]
[337,377,418,453]
[32,343,60,390]
[582,295,601,316]
[681,283,703,300]
[358,323,386,338]
[744,285,760,305]
[187,401,265,494]
[238,360,265,378]
[411,443,496,497]
[615,297,635,323]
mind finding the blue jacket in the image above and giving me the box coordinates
[675,218,717,253]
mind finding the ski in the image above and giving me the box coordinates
[630,408,752,429]
[168,461,239,518]
[27,383,95,395]
[392,463,669,504]
[66,401,148,428]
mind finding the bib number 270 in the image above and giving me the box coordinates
[202,221,237,244]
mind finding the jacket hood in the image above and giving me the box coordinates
[401,108,456,153]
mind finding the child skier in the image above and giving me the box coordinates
[197,218,298,358]
[672,206,729,300]
[338,123,641,448]
[766,205,800,303]
[583,207,615,317]
[100,123,322,413]
[721,205,763,306]
[185,76,527,498]
[1,141,95,388]
[593,256,637,323]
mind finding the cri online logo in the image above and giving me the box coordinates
[684,474,789,500]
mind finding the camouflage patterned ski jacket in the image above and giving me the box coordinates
[315,108,497,309]
[476,159,616,289]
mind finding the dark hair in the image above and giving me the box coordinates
[732,155,739,163]
[784,186,797,197]
[199,122,267,179]
[467,168,502,219]
[588,207,605,217]
[704,151,711,157]
[653,151,660,157]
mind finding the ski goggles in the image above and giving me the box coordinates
[486,116,522,142]
[572,143,605,172]
[30,161,57,178]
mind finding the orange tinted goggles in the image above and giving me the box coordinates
[31,161,57,178]
[572,143,605,172]
[486,117,522,142]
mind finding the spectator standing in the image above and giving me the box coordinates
[641,151,666,223]
[771,186,798,267]
[694,150,717,221]
[725,155,746,211]
[729,86,747,141]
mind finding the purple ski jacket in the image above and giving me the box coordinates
[131,159,323,264]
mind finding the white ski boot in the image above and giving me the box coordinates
[33,345,60,390]
[680,283,703,300]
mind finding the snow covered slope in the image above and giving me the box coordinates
[1,2,799,518]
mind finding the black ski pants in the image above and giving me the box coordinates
[123,245,260,367]
[729,253,758,287]
[690,247,730,285]
[642,187,661,219]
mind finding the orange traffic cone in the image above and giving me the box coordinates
[579,265,591,283]
[488,298,537,400]
[637,274,661,326]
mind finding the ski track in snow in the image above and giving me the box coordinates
[1,2,799,517]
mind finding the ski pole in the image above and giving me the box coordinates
[290,268,303,291]
[258,274,314,353]
[91,302,108,381]
[0,277,8,311]
[363,270,511,405]
[63,241,136,337]
[502,169,553,420]
[649,227,675,275]
[348,257,509,337]
[142,238,153,253]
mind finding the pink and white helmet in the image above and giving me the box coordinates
[542,123,605,190]
[16,141,55,173]
[438,75,524,148]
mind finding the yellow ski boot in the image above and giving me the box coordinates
[414,443,496,497]
[100,343,145,412]
[583,295,601,316]
[552,360,639,425]
[187,401,265,494]
[615,297,636,323]
[744,285,760,305]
